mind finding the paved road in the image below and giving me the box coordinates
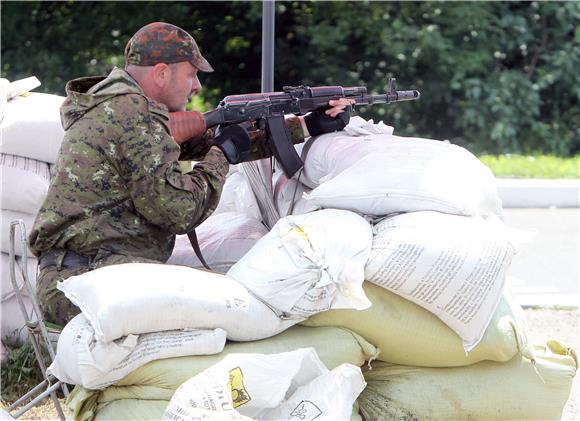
[503,208,579,307]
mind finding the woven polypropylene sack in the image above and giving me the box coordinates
[358,341,577,421]
[301,282,531,367]
[66,325,378,421]
[57,263,297,343]
[302,134,500,217]
[0,93,65,163]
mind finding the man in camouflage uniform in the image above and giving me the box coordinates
[29,22,351,326]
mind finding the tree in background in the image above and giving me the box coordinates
[2,1,578,155]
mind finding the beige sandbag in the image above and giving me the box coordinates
[301,281,531,367]
[358,341,577,421]
[93,399,365,421]
[67,325,378,421]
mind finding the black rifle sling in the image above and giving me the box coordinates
[266,115,303,179]
[187,229,211,271]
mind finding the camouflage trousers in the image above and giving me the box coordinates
[36,253,161,327]
[36,265,89,328]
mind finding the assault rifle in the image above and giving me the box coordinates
[203,78,420,178]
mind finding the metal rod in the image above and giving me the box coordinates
[261,0,275,92]
[7,380,49,410]
[258,0,277,220]
[11,381,64,419]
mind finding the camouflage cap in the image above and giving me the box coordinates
[125,22,213,72]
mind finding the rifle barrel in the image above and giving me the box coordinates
[360,90,420,105]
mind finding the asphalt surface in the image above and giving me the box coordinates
[503,208,579,308]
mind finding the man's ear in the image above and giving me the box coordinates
[151,63,171,88]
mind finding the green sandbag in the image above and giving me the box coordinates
[358,340,577,421]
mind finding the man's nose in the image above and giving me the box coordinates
[191,77,202,95]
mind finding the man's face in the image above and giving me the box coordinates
[162,61,201,112]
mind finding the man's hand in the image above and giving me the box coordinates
[302,98,354,137]
[212,124,251,164]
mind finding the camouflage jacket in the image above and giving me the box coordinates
[28,67,232,263]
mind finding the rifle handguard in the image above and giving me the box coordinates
[169,111,207,144]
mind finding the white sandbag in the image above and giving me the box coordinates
[273,171,317,217]
[163,348,365,421]
[0,210,36,256]
[213,171,262,221]
[1,154,50,214]
[365,211,524,352]
[48,314,227,390]
[302,132,500,217]
[57,263,298,343]
[0,93,65,163]
[227,209,372,319]
[168,212,268,273]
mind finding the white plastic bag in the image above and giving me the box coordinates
[364,211,523,351]
[0,93,65,163]
[302,134,500,217]
[1,153,50,214]
[273,172,317,217]
[48,314,227,390]
[57,263,297,343]
[213,172,262,221]
[168,212,268,273]
[163,348,366,421]
[227,209,372,318]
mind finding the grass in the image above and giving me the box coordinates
[479,154,580,179]
[1,341,45,404]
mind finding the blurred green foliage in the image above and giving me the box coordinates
[2,1,579,155]
[480,154,580,178]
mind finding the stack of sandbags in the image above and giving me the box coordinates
[278,117,575,419]
[0,78,65,343]
[66,326,376,420]
[52,210,379,419]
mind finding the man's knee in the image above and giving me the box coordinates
[36,266,84,327]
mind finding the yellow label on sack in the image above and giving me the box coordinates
[228,367,251,408]
[286,225,309,241]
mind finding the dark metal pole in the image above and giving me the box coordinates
[261,0,275,92]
